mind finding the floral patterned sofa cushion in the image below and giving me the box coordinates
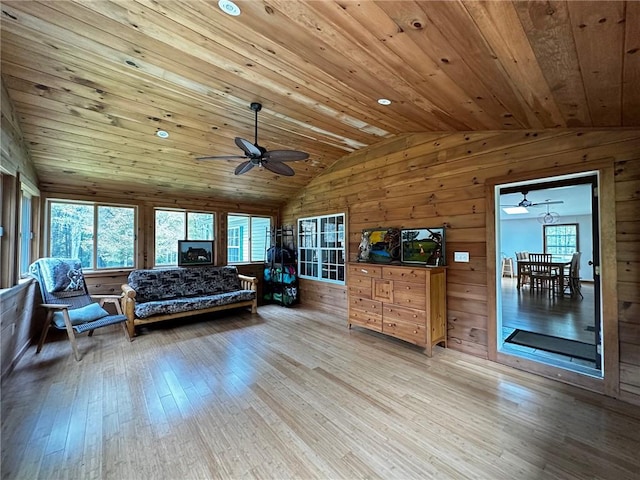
[127,266,254,319]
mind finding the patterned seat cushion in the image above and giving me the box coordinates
[134,291,255,319]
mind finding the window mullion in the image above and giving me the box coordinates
[93,204,99,270]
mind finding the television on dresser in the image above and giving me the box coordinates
[401,227,445,266]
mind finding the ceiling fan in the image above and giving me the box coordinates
[196,102,309,176]
[501,191,564,208]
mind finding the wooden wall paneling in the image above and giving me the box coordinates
[297,279,348,315]
[622,1,640,126]
[283,129,640,404]
[0,281,40,382]
[0,81,39,189]
[599,165,621,397]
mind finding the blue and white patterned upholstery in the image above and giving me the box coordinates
[127,266,255,319]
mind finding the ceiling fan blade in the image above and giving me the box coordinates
[196,155,247,161]
[235,137,261,157]
[262,161,295,176]
[531,200,565,207]
[235,161,255,175]
[263,150,309,162]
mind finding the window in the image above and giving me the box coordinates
[155,209,215,266]
[298,213,345,284]
[227,214,271,263]
[228,226,241,263]
[544,224,578,257]
[19,189,32,275]
[48,200,136,270]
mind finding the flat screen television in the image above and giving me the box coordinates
[400,228,445,266]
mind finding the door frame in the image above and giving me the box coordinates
[486,161,619,397]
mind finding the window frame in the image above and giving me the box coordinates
[47,199,138,272]
[19,188,33,277]
[543,223,579,258]
[226,213,272,264]
[154,208,216,267]
[227,225,241,263]
[297,213,346,285]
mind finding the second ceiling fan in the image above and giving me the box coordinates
[197,102,309,176]
[501,191,564,208]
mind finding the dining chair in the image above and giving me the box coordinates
[515,251,531,286]
[528,253,559,296]
[29,258,131,361]
[528,253,552,263]
[563,252,583,298]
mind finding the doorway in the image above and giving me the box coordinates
[495,172,602,376]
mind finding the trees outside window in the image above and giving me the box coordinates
[48,200,135,270]
[155,209,214,266]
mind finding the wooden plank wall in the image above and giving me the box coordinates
[0,77,42,381]
[282,129,640,403]
[0,281,42,382]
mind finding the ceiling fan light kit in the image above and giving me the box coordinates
[197,103,309,176]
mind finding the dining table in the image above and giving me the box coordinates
[516,259,572,296]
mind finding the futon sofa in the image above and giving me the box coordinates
[121,265,258,335]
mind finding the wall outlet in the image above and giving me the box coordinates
[454,252,470,262]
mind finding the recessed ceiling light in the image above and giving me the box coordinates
[218,0,241,16]
[377,98,392,106]
[156,130,169,138]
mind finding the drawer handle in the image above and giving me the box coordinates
[387,323,396,327]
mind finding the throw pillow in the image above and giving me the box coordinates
[52,303,110,329]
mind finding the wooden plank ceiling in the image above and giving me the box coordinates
[1,1,637,207]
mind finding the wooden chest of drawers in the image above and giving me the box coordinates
[347,263,447,356]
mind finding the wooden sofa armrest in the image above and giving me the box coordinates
[238,274,258,291]
[238,274,258,314]
[121,284,137,337]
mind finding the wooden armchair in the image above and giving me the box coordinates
[29,258,131,361]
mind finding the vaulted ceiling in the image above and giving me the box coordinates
[1,1,637,207]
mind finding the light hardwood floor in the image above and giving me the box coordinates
[2,305,639,479]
